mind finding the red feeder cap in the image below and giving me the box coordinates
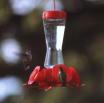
[42,11,66,19]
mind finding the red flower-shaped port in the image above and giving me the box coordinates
[26,64,81,91]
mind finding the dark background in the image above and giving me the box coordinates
[0,0,104,103]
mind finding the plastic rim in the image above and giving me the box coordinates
[42,11,66,19]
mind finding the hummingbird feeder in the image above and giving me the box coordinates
[25,0,81,91]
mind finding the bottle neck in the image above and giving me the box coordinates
[44,48,64,68]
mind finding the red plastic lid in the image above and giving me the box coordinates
[42,11,66,19]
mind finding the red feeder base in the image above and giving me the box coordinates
[25,64,81,91]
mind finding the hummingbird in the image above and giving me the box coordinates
[58,67,66,87]
[15,49,32,70]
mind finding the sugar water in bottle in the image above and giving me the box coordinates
[42,11,66,68]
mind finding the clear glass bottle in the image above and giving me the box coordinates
[42,11,66,68]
